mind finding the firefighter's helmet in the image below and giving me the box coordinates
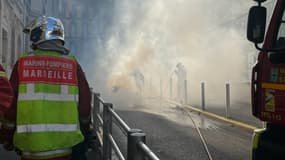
[23,16,65,45]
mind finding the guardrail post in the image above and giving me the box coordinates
[170,78,172,99]
[90,88,94,124]
[184,79,188,104]
[262,121,266,128]
[93,93,100,134]
[160,78,162,98]
[127,129,143,160]
[226,83,230,118]
[128,132,146,160]
[160,78,162,106]
[201,82,205,110]
[103,103,113,160]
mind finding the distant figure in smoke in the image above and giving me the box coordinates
[175,63,187,103]
[132,69,144,95]
[0,16,94,160]
[112,85,120,93]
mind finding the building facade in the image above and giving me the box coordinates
[0,0,109,74]
[42,0,114,58]
[0,0,54,75]
[0,0,31,74]
[43,0,98,56]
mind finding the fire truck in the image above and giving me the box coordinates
[247,0,285,159]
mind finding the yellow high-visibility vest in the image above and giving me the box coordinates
[14,50,83,159]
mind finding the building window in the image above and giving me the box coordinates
[58,0,62,15]
[77,22,81,38]
[76,6,82,18]
[64,20,69,36]
[70,22,75,37]
[69,41,73,53]
[84,22,88,37]
[17,35,22,60]
[2,29,8,67]
[64,1,71,18]
[10,28,15,67]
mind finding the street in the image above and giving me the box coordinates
[111,99,253,160]
[0,98,254,160]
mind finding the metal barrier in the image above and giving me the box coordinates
[92,92,160,160]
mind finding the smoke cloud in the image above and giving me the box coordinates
[74,0,275,107]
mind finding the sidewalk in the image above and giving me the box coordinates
[167,82,264,130]
[165,99,263,131]
[198,102,263,128]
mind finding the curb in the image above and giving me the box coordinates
[164,99,258,131]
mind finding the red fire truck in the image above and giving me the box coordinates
[247,0,285,159]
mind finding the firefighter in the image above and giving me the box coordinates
[1,16,92,160]
[0,64,13,144]
[0,64,13,117]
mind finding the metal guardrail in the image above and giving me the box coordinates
[92,92,160,160]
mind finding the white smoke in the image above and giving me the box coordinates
[81,0,275,106]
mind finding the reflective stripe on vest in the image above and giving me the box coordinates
[18,83,78,101]
[22,148,71,159]
[18,92,79,101]
[14,52,83,154]
[0,71,6,77]
[17,124,79,133]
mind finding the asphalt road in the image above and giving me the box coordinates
[0,145,19,159]
[0,99,254,160]
[111,99,253,160]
